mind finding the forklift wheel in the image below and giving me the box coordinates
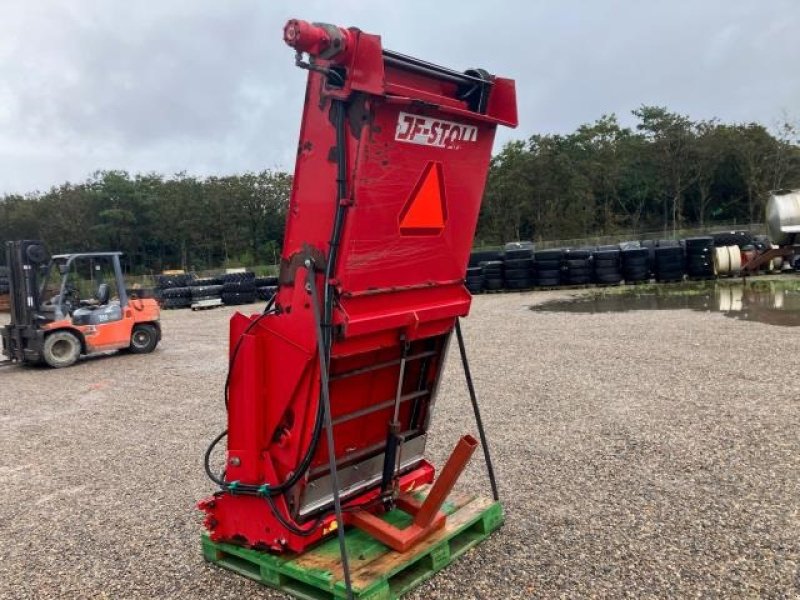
[129,324,159,354]
[42,331,81,368]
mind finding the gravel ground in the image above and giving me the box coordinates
[1,291,799,599]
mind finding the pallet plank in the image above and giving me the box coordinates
[202,488,503,600]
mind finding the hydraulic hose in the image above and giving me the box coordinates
[204,98,351,515]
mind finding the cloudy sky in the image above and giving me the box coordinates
[0,0,797,194]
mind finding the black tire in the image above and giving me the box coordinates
[222,291,257,305]
[656,271,684,282]
[505,279,532,290]
[191,285,224,299]
[622,253,649,264]
[504,248,533,260]
[565,267,591,278]
[254,276,279,287]
[712,231,753,247]
[469,250,503,267]
[466,267,482,276]
[684,236,714,249]
[565,258,591,268]
[129,324,159,354]
[504,258,533,269]
[533,259,561,271]
[0,284,9,295]
[156,274,194,289]
[536,277,560,287]
[0,266,8,277]
[162,296,192,309]
[621,247,649,258]
[504,268,531,280]
[596,272,622,284]
[483,278,503,291]
[594,249,620,258]
[190,277,216,287]
[655,256,684,269]
[42,330,81,368]
[565,275,592,285]
[624,268,650,282]
[534,249,563,261]
[535,269,561,280]
[256,286,278,301]
[223,280,256,293]
[221,271,256,284]
[564,249,592,260]
[161,286,192,299]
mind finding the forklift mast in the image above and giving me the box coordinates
[2,240,50,361]
[200,20,517,554]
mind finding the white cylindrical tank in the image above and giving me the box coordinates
[766,190,800,245]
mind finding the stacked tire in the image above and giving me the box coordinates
[593,247,623,285]
[0,266,9,296]
[480,261,504,291]
[190,277,224,304]
[620,247,650,283]
[684,236,715,279]
[156,273,194,309]
[712,230,752,248]
[469,250,503,268]
[254,276,279,301]
[221,272,256,305]
[533,249,562,287]
[640,240,657,277]
[654,241,685,283]
[562,249,592,285]
[465,267,483,294]
[503,247,534,290]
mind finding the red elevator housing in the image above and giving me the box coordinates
[199,19,517,554]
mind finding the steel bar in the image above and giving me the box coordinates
[413,434,478,528]
[455,318,499,501]
[307,262,353,600]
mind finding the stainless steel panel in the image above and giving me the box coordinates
[298,433,427,517]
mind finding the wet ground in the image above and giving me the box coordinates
[532,276,800,327]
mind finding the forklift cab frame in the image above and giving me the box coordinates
[41,252,129,322]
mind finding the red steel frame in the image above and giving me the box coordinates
[199,19,517,555]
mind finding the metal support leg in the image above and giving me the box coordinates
[455,318,499,501]
[306,262,353,600]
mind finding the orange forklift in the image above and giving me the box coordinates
[1,240,161,368]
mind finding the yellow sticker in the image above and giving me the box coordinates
[323,521,338,535]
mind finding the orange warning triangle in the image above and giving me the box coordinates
[399,162,447,234]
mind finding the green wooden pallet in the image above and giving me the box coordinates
[201,489,503,600]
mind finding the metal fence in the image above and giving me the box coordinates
[475,222,766,252]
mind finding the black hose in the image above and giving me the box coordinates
[322,99,349,355]
[204,99,351,505]
[265,494,323,537]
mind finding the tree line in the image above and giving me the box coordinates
[478,106,800,245]
[0,170,291,273]
[1,105,798,272]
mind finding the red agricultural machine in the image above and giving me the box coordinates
[199,19,516,598]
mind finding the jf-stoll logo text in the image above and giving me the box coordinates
[395,112,478,149]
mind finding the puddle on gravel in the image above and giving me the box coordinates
[531,279,800,327]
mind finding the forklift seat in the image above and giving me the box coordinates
[71,302,122,326]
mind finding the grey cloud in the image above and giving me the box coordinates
[0,0,798,194]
